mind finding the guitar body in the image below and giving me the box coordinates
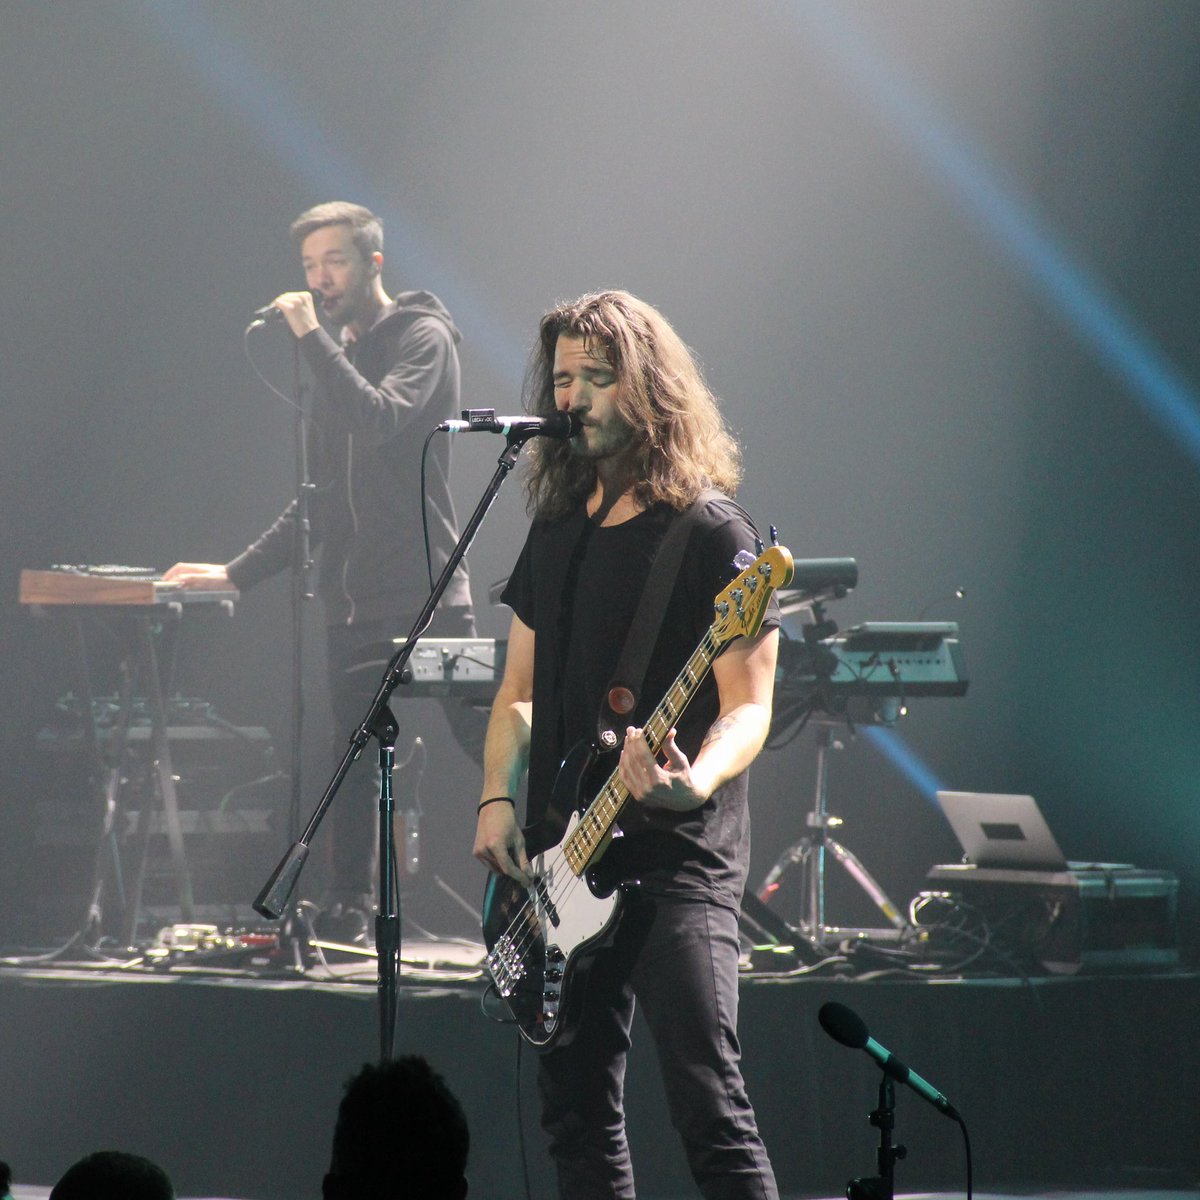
[483,739,627,1050]
[482,808,624,1050]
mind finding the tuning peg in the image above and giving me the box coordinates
[769,525,779,546]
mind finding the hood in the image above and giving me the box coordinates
[367,289,462,344]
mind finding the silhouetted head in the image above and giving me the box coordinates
[50,1151,174,1200]
[323,1055,469,1200]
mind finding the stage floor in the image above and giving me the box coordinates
[1,938,1196,1200]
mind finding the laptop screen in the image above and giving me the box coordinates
[935,791,1069,870]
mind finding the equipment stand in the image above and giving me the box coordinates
[59,607,195,955]
[847,1073,905,1200]
[372,706,401,1061]
[759,719,906,945]
[288,339,314,847]
[121,614,196,943]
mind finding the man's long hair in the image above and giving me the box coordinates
[522,290,742,518]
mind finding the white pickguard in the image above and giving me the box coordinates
[530,809,621,958]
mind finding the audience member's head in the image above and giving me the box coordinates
[323,1055,469,1200]
[50,1151,174,1200]
[0,1160,13,1199]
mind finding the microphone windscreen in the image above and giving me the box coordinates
[546,411,582,437]
[818,1001,869,1049]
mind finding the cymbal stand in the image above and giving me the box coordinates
[759,718,907,945]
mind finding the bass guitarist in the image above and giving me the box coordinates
[472,290,782,1199]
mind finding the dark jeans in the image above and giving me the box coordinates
[325,606,479,899]
[538,892,779,1200]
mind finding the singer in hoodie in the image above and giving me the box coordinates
[166,201,475,937]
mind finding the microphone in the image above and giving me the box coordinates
[818,1001,960,1120]
[437,408,582,441]
[247,289,322,330]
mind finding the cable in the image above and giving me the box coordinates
[241,326,311,417]
[420,425,440,592]
[516,1035,533,1200]
[954,1111,974,1200]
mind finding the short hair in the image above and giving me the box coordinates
[290,201,383,264]
[324,1055,469,1200]
[50,1151,174,1200]
[522,289,742,518]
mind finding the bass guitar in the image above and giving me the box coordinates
[481,544,793,1049]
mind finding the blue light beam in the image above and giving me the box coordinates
[123,0,528,388]
[785,2,1200,467]
[862,724,946,805]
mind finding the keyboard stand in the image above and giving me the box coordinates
[44,606,196,951]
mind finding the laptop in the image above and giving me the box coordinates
[935,790,1121,872]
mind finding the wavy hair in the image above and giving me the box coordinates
[521,290,742,518]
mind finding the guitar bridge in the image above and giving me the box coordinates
[485,933,526,998]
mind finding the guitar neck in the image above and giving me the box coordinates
[562,630,720,875]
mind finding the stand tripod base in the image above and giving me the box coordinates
[738,893,827,965]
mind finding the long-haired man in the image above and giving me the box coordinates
[474,291,780,1198]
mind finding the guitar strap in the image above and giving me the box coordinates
[595,487,736,749]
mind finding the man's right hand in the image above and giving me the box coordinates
[162,562,232,588]
[473,801,532,888]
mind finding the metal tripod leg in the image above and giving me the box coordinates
[822,836,906,934]
[44,614,137,961]
[122,613,195,946]
[757,720,906,945]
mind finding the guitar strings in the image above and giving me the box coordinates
[488,769,632,975]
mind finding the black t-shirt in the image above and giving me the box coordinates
[501,494,779,911]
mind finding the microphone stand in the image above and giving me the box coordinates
[848,1073,905,1200]
[253,428,534,1061]
[289,339,315,847]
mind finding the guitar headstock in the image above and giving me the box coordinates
[712,545,794,646]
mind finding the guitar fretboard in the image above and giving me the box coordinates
[557,544,791,877]
[562,630,721,875]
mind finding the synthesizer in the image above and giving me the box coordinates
[20,566,238,610]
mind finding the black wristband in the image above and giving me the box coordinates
[477,796,515,815]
